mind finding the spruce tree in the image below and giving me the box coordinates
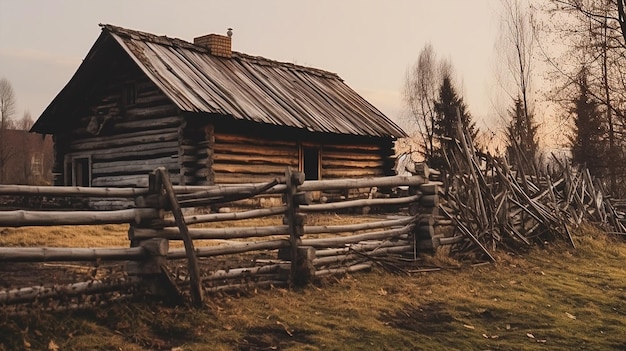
[505,96,538,172]
[431,74,476,169]
[569,70,606,177]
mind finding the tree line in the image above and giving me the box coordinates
[0,78,52,185]
[403,0,626,197]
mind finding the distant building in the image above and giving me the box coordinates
[0,129,53,184]
[31,24,406,187]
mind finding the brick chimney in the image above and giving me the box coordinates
[194,34,232,58]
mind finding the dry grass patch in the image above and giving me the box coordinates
[2,223,626,350]
[0,224,129,247]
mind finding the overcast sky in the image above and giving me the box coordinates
[0,0,503,133]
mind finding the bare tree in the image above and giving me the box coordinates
[403,44,440,161]
[540,0,626,193]
[498,0,540,173]
[0,78,17,183]
[402,44,459,163]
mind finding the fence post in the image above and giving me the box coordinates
[156,167,204,308]
[127,170,183,302]
[281,168,313,286]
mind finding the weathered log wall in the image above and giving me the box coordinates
[52,52,183,188]
[212,132,299,184]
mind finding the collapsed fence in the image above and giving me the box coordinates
[0,166,440,309]
[432,116,626,261]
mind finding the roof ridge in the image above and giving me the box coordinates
[100,23,341,79]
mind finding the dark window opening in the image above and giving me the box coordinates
[303,147,320,180]
[122,83,137,107]
[64,161,72,186]
[73,157,91,187]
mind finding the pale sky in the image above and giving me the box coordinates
[0,0,502,133]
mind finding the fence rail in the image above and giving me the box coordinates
[0,165,441,309]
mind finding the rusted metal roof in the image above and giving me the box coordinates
[34,24,406,138]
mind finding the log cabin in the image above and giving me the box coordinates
[31,24,406,188]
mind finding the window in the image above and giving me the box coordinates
[122,83,137,107]
[31,153,43,176]
[301,146,320,180]
[65,156,91,186]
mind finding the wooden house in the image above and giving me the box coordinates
[31,24,406,188]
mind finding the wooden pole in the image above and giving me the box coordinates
[284,168,305,286]
[156,168,204,307]
[0,208,160,227]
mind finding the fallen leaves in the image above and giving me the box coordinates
[47,340,59,351]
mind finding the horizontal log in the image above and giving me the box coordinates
[167,239,290,259]
[213,163,290,175]
[174,175,427,194]
[125,104,178,119]
[176,180,284,201]
[171,182,287,195]
[0,184,149,197]
[438,236,465,245]
[322,151,382,161]
[322,143,381,152]
[212,153,298,166]
[92,174,152,187]
[88,198,136,210]
[299,195,421,212]
[301,226,412,248]
[131,225,290,240]
[322,159,385,168]
[212,173,285,184]
[0,208,160,227]
[299,176,426,191]
[304,217,413,234]
[314,263,372,277]
[159,206,288,226]
[214,133,296,147]
[70,129,179,151]
[0,277,139,305]
[204,280,287,293]
[204,263,287,281]
[315,240,412,257]
[213,143,298,157]
[313,245,414,266]
[113,116,182,132]
[0,246,147,262]
[91,142,179,162]
[92,156,178,171]
[321,168,382,178]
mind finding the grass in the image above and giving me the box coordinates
[2,223,626,350]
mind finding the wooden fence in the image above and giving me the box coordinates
[0,166,441,308]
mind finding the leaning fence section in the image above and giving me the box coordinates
[0,165,440,308]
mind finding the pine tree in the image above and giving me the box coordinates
[569,69,606,177]
[505,96,538,172]
[431,74,476,169]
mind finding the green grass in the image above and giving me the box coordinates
[2,223,626,350]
